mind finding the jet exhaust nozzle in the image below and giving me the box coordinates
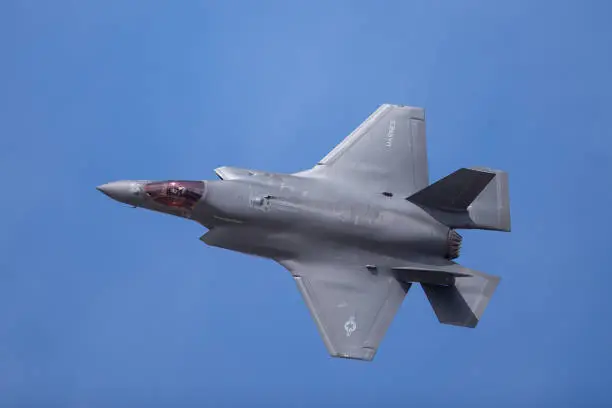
[446,229,462,259]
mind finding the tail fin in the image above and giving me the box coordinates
[392,263,500,328]
[421,268,500,328]
[406,167,510,232]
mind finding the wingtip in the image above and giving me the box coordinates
[382,103,425,120]
[331,348,377,362]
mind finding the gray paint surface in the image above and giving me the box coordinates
[98,104,511,361]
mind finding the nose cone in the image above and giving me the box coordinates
[97,180,143,205]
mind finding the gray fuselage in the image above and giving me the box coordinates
[190,170,451,263]
[96,103,508,361]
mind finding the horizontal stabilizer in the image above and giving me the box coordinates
[390,262,499,328]
[421,267,500,328]
[407,168,494,212]
[406,167,511,232]
[391,265,471,286]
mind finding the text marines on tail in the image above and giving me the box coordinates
[98,104,511,361]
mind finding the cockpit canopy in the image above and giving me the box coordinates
[144,180,205,210]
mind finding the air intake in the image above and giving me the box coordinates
[446,229,462,259]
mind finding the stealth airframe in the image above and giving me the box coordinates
[98,104,511,361]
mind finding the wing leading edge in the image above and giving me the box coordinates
[279,259,410,361]
[306,104,429,197]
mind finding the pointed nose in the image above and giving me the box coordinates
[97,181,142,205]
[96,183,110,194]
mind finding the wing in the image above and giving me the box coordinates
[279,258,410,361]
[310,104,429,197]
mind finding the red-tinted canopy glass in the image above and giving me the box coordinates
[144,180,204,210]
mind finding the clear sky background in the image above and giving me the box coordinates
[2,1,612,406]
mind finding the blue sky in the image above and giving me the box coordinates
[2,1,612,406]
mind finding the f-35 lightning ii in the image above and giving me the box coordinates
[98,104,511,361]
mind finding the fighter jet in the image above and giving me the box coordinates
[97,104,510,361]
